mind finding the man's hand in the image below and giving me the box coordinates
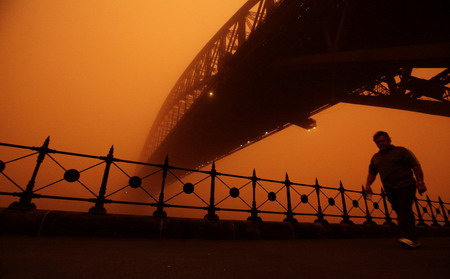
[417,182,427,195]
[412,166,426,195]
[365,174,376,201]
[364,185,373,201]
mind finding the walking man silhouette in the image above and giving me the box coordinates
[365,131,427,248]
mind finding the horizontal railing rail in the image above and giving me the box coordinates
[0,138,449,226]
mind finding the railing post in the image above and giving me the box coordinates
[89,146,114,214]
[8,137,50,210]
[204,162,219,221]
[381,188,394,225]
[339,181,353,224]
[153,156,169,218]
[313,178,328,224]
[438,197,450,227]
[362,186,375,225]
[414,197,426,226]
[283,173,297,223]
[247,169,262,222]
[427,195,439,226]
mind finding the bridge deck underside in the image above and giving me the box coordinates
[149,0,450,169]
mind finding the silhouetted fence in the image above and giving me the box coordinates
[0,138,449,226]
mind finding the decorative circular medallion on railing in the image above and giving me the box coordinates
[301,194,308,203]
[373,202,379,209]
[0,160,5,172]
[183,183,194,194]
[328,198,335,206]
[422,207,428,214]
[268,192,276,201]
[64,169,80,182]
[129,176,142,188]
[352,200,359,208]
[230,187,239,198]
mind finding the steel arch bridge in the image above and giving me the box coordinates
[143,0,450,170]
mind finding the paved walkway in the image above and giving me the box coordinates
[1,236,449,279]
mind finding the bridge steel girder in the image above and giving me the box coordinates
[143,0,281,159]
[144,0,450,171]
[340,95,450,117]
[277,43,450,70]
[340,67,450,117]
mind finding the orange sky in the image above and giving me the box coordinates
[1,0,449,213]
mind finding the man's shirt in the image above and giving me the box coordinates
[369,145,420,189]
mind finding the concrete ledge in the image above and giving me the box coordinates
[1,208,449,239]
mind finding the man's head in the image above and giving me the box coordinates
[373,131,392,150]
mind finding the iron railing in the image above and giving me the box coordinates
[1,138,449,226]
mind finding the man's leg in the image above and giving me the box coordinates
[393,186,417,241]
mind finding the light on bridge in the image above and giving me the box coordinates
[209,91,214,97]
[292,117,317,130]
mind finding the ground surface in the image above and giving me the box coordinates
[1,236,449,279]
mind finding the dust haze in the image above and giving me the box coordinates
[1,0,449,216]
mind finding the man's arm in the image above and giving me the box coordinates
[412,165,427,195]
[365,173,376,193]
